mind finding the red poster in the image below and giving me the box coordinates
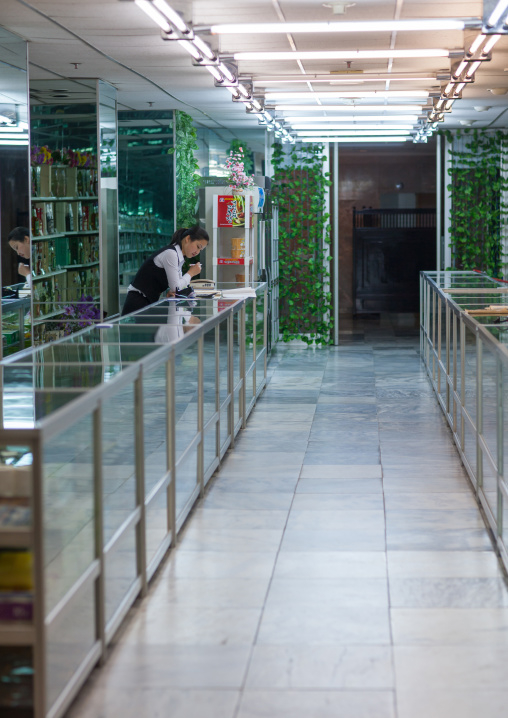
[217,195,246,227]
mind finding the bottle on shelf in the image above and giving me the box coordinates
[45,203,54,234]
[32,207,40,237]
[77,202,83,231]
[65,203,74,232]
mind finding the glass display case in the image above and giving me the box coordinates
[0,285,267,718]
[29,79,118,345]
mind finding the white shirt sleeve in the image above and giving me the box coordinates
[154,247,191,292]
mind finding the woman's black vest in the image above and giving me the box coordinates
[131,244,177,304]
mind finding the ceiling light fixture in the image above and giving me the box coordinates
[290,124,414,131]
[235,50,451,61]
[297,137,409,143]
[294,129,412,136]
[483,34,502,53]
[267,91,429,100]
[486,1,508,28]
[152,0,189,33]
[203,20,474,34]
[178,40,202,60]
[134,0,172,32]
[284,115,419,123]
[274,104,425,112]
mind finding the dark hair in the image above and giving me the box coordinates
[170,225,209,248]
[7,227,30,244]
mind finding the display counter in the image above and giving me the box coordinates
[0,282,267,718]
[421,270,508,573]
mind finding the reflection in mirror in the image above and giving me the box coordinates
[117,110,174,310]
[0,28,31,359]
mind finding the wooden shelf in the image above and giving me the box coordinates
[33,196,98,202]
[0,528,32,548]
[0,621,34,646]
[33,269,67,281]
[63,261,99,269]
[33,230,99,239]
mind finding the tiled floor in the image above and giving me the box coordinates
[68,316,508,718]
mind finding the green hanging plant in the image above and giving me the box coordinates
[271,142,332,346]
[441,128,508,277]
[170,110,201,228]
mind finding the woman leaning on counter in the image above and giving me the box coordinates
[121,225,209,316]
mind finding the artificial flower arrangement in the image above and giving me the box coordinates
[224,147,255,192]
[30,145,97,167]
[59,295,100,335]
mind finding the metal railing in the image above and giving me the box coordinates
[421,271,508,573]
[0,284,268,718]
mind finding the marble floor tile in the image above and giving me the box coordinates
[150,576,271,609]
[296,478,384,494]
[291,493,384,510]
[396,690,508,718]
[273,551,387,579]
[386,526,493,551]
[162,550,277,580]
[303,452,381,466]
[286,509,385,532]
[202,488,294,511]
[389,577,508,608]
[257,605,392,645]
[186,508,289,531]
[281,527,386,552]
[391,608,508,645]
[179,526,285,553]
[393,645,508,690]
[67,687,239,718]
[265,577,389,608]
[121,604,262,646]
[387,550,504,578]
[383,476,472,493]
[385,508,487,531]
[300,465,382,479]
[211,476,299,493]
[384,491,477,510]
[245,645,394,689]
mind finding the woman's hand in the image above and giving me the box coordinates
[187,262,202,278]
[18,263,30,278]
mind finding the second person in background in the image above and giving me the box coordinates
[121,225,209,315]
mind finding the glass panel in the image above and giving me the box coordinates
[464,325,476,423]
[43,414,94,613]
[234,386,241,432]
[0,28,31,358]
[481,456,498,522]
[174,345,198,462]
[175,444,198,522]
[46,581,95,712]
[482,344,498,476]
[219,319,229,404]
[463,421,477,484]
[102,385,136,544]
[146,487,168,569]
[104,526,137,626]
[233,311,241,389]
[0,646,33,714]
[204,422,218,482]
[143,363,168,495]
[245,298,255,376]
[256,355,265,395]
[203,328,217,424]
[437,299,447,404]
[245,365,255,409]
[117,110,174,295]
[220,406,229,453]
[256,292,265,360]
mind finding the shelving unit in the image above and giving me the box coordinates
[212,194,254,287]
[118,214,173,288]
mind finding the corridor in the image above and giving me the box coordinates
[68,317,508,718]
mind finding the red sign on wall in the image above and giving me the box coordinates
[217,195,247,227]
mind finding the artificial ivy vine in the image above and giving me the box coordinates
[172,110,201,227]
[442,128,508,277]
[271,142,332,345]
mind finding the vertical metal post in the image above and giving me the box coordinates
[497,357,504,538]
[443,135,453,270]
[453,313,458,433]
[264,288,268,379]
[228,312,234,448]
[166,353,176,547]
[460,319,466,451]
[134,372,147,596]
[436,133,442,272]
[437,296,442,394]
[476,335,483,491]
[197,335,204,496]
[241,304,247,430]
[333,142,339,346]
[215,324,220,462]
[445,303,450,415]
[32,435,46,718]
[252,297,257,409]
[93,404,106,664]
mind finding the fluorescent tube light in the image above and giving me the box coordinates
[134,0,171,32]
[297,137,409,143]
[0,133,29,140]
[444,98,455,110]
[285,115,419,123]
[274,104,426,112]
[268,91,428,100]
[468,34,487,54]
[256,76,438,85]
[235,50,450,61]
[192,36,216,61]
[486,1,508,27]
[208,20,468,34]
[237,83,252,99]
[483,34,502,53]
[465,61,482,78]
[178,40,202,60]
[294,129,411,136]
[251,99,263,111]
[452,61,469,78]
[217,63,235,83]
[152,0,189,33]
[205,65,223,82]
[290,124,414,131]
[225,86,241,99]
[0,126,25,133]
[0,139,29,146]
[455,82,466,93]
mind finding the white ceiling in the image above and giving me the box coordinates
[1,0,508,140]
